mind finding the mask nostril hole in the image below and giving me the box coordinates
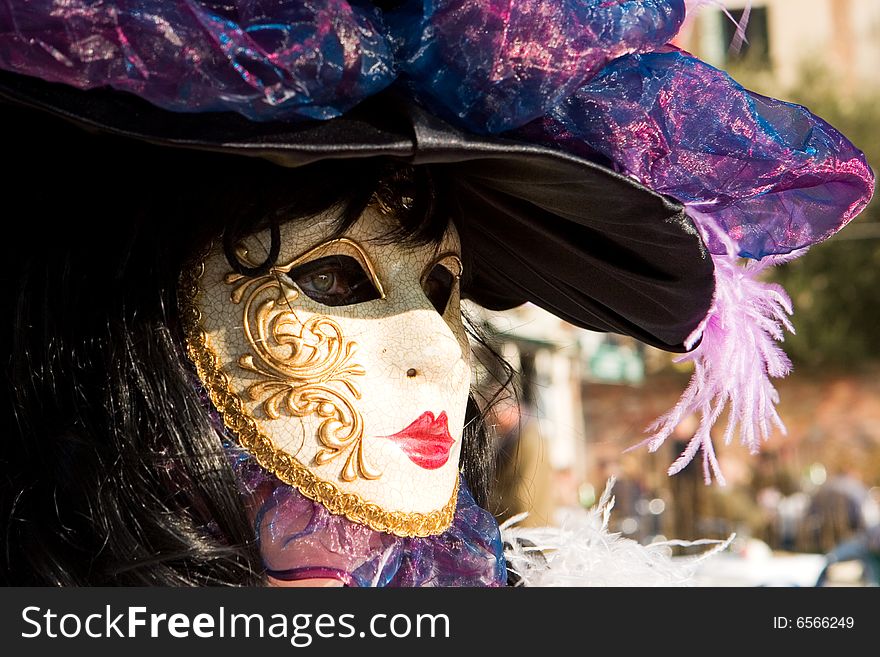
[406,368,418,378]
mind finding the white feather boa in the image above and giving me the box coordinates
[501,478,733,586]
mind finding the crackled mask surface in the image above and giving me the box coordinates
[181,206,470,537]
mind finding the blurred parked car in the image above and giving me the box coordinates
[816,525,880,587]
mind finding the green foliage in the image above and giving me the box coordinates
[730,65,880,370]
[775,237,880,369]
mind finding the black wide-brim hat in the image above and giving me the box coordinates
[0,69,712,353]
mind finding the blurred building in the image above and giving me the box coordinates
[470,305,880,550]
[468,303,591,525]
[467,302,653,525]
[677,0,880,95]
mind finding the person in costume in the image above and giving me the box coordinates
[0,0,873,586]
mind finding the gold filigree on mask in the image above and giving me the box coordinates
[179,235,460,537]
[224,265,381,482]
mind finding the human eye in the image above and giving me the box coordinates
[421,254,462,315]
[287,254,382,306]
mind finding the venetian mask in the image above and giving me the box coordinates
[181,205,471,537]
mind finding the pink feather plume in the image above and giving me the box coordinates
[632,212,805,485]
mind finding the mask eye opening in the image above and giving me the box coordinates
[421,253,462,316]
[287,253,383,307]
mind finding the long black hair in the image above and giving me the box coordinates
[0,103,502,585]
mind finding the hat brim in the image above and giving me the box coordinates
[0,70,713,351]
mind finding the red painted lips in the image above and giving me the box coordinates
[381,411,455,470]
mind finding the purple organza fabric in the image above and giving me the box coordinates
[229,445,506,587]
[0,0,395,120]
[0,0,872,258]
[389,0,686,132]
[515,48,874,258]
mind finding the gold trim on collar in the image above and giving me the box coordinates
[179,257,458,538]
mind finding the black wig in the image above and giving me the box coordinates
[0,102,503,585]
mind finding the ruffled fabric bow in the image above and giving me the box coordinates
[229,444,507,587]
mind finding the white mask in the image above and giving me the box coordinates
[181,206,471,537]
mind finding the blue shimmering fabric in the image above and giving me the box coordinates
[388,0,686,132]
[229,445,507,587]
[0,1,872,258]
[513,49,874,258]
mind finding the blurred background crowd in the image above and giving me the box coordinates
[475,0,880,586]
